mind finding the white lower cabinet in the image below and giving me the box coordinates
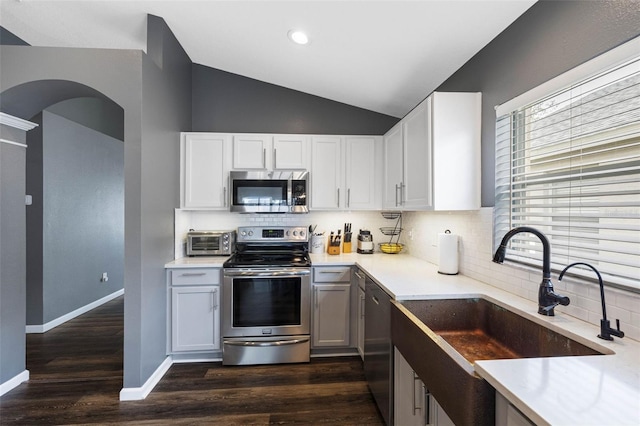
[394,347,454,426]
[168,268,221,353]
[496,392,535,426]
[312,267,351,348]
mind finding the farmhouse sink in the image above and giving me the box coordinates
[391,298,610,426]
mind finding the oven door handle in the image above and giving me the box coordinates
[224,269,310,277]
[223,337,310,347]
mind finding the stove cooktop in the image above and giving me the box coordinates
[223,252,311,268]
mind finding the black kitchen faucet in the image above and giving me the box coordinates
[493,226,570,316]
[559,262,624,341]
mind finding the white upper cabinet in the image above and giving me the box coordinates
[403,99,433,209]
[344,136,382,210]
[311,135,382,211]
[383,123,404,210]
[311,136,343,210]
[382,92,481,211]
[431,92,481,211]
[232,134,309,171]
[181,132,231,209]
[273,135,310,170]
[232,134,272,170]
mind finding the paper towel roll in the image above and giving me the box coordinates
[438,231,459,275]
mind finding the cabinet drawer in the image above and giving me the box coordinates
[170,268,221,285]
[313,266,351,283]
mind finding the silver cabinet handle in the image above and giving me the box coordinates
[395,183,400,207]
[263,148,266,168]
[273,148,277,168]
[354,271,365,280]
[412,372,421,415]
[372,295,380,305]
[360,294,365,318]
[315,286,319,309]
[223,186,227,207]
[224,337,310,347]
[180,272,206,277]
[337,188,340,208]
[319,270,344,274]
[347,188,351,208]
[400,182,405,205]
[211,288,218,311]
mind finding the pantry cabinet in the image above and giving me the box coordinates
[167,268,221,353]
[383,92,481,211]
[180,133,231,209]
[311,266,352,348]
[310,135,382,210]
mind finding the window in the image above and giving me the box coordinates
[494,54,640,290]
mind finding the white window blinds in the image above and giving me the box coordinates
[494,56,640,289]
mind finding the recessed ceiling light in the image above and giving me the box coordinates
[288,30,309,45]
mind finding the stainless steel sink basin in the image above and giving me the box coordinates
[391,297,610,426]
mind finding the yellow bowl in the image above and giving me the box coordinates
[379,243,403,254]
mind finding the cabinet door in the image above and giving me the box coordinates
[395,348,428,426]
[403,98,433,210]
[431,92,481,210]
[310,136,343,210]
[357,285,365,359]
[383,123,404,210]
[273,135,309,170]
[182,133,231,209]
[232,134,272,170]
[344,136,380,210]
[171,286,220,352]
[312,283,351,347]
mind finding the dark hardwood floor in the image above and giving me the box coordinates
[0,296,384,425]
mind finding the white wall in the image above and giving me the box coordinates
[402,208,640,341]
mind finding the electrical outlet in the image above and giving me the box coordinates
[101,272,109,282]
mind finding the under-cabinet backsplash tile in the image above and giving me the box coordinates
[402,208,640,342]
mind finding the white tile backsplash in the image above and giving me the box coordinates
[402,207,640,341]
[174,209,394,258]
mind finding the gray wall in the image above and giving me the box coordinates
[192,65,399,134]
[25,109,124,325]
[435,0,640,207]
[0,126,27,384]
[47,97,124,141]
[0,44,145,388]
[131,14,192,386]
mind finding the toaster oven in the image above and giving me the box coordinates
[187,230,236,256]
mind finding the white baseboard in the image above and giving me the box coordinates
[0,370,29,396]
[26,289,124,334]
[119,356,172,401]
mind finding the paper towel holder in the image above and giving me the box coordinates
[437,229,459,275]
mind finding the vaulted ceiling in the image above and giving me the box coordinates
[0,0,536,117]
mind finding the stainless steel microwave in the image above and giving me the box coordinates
[229,171,309,213]
[187,230,236,256]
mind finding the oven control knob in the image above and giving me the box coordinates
[223,234,229,240]
[300,230,305,238]
[240,231,246,236]
[293,231,298,236]
[248,231,254,236]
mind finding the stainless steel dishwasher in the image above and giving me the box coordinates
[364,275,393,425]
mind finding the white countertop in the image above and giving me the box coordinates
[167,252,640,425]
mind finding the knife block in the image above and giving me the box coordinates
[342,242,352,253]
[327,245,340,255]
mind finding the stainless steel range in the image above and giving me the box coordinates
[222,226,311,365]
